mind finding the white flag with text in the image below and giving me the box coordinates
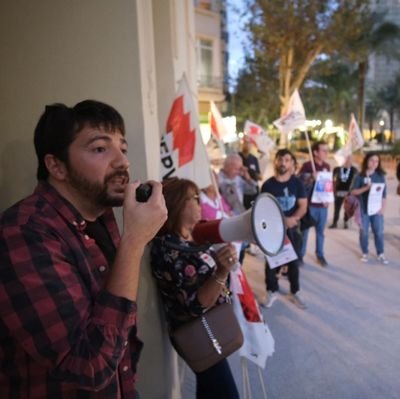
[273,89,306,134]
[160,75,211,188]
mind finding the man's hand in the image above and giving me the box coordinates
[122,180,167,246]
[240,166,252,182]
[285,216,298,229]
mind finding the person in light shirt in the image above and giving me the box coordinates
[350,152,388,264]
[298,141,331,267]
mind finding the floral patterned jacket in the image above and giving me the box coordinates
[150,233,229,331]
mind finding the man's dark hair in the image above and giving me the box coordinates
[311,140,327,154]
[34,100,125,181]
[275,148,297,164]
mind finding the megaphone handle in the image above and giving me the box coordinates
[210,243,241,271]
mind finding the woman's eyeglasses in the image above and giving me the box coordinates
[187,194,200,204]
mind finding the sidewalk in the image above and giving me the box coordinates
[182,164,400,399]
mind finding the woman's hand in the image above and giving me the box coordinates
[214,244,238,278]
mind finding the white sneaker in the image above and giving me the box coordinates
[378,254,389,265]
[287,293,307,309]
[360,254,368,263]
[265,291,278,308]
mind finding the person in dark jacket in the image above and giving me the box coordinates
[329,155,357,229]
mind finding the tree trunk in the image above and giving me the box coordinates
[389,110,394,143]
[357,61,367,132]
[278,48,294,148]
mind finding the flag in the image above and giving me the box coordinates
[273,89,306,134]
[243,120,275,153]
[160,74,212,188]
[230,268,274,369]
[347,113,364,151]
[334,113,364,165]
[209,101,229,141]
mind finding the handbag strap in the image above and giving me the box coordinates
[201,315,222,354]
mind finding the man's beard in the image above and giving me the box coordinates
[276,165,288,175]
[67,166,129,208]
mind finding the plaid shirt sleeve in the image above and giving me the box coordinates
[0,208,138,392]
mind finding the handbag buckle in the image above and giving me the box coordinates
[212,338,222,354]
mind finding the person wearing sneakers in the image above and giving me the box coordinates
[298,140,331,267]
[261,149,307,309]
[350,152,388,264]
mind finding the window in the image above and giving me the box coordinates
[195,0,212,11]
[197,38,213,87]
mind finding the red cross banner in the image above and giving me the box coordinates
[209,100,229,141]
[160,74,212,188]
[230,268,275,369]
[243,120,275,153]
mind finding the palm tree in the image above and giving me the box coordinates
[377,74,400,142]
[344,15,400,128]
[364,99,381,140]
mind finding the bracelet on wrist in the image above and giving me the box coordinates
[213,274,227,286]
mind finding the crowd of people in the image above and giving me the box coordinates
[0,99,396,398]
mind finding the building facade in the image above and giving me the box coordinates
[194,0,228,121]
[366,0,400,138]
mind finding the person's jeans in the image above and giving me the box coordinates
[332,195,348,224]
[265,227,302,294]
[301,206,328,259]
[359,212,384,255]
[195,358,239,399]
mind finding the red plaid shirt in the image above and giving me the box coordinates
[0,182,142,398]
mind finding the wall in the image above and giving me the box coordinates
[0,0,196,398]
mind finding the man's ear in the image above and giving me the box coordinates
[44,154,67,181]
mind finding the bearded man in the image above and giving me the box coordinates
[0,100,167,398]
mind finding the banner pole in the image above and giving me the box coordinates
[241,357,251,399]
[304,130,316,174]
[257,365,268,399]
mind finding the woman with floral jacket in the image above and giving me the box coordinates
[150,177,239,399]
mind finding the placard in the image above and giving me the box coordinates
[311,171,334,203]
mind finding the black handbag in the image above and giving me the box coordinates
[170,302,244,373]
[300,209,316,231]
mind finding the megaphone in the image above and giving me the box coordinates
[192,193,285,256]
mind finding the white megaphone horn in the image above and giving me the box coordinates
[192,193,286,256]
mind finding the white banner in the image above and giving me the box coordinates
[209,101,229,141]
[273,89,306,134]
[160,74,212,189]
[347,113,364,152]
[230,269,274,369]
[243,120,275,153]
